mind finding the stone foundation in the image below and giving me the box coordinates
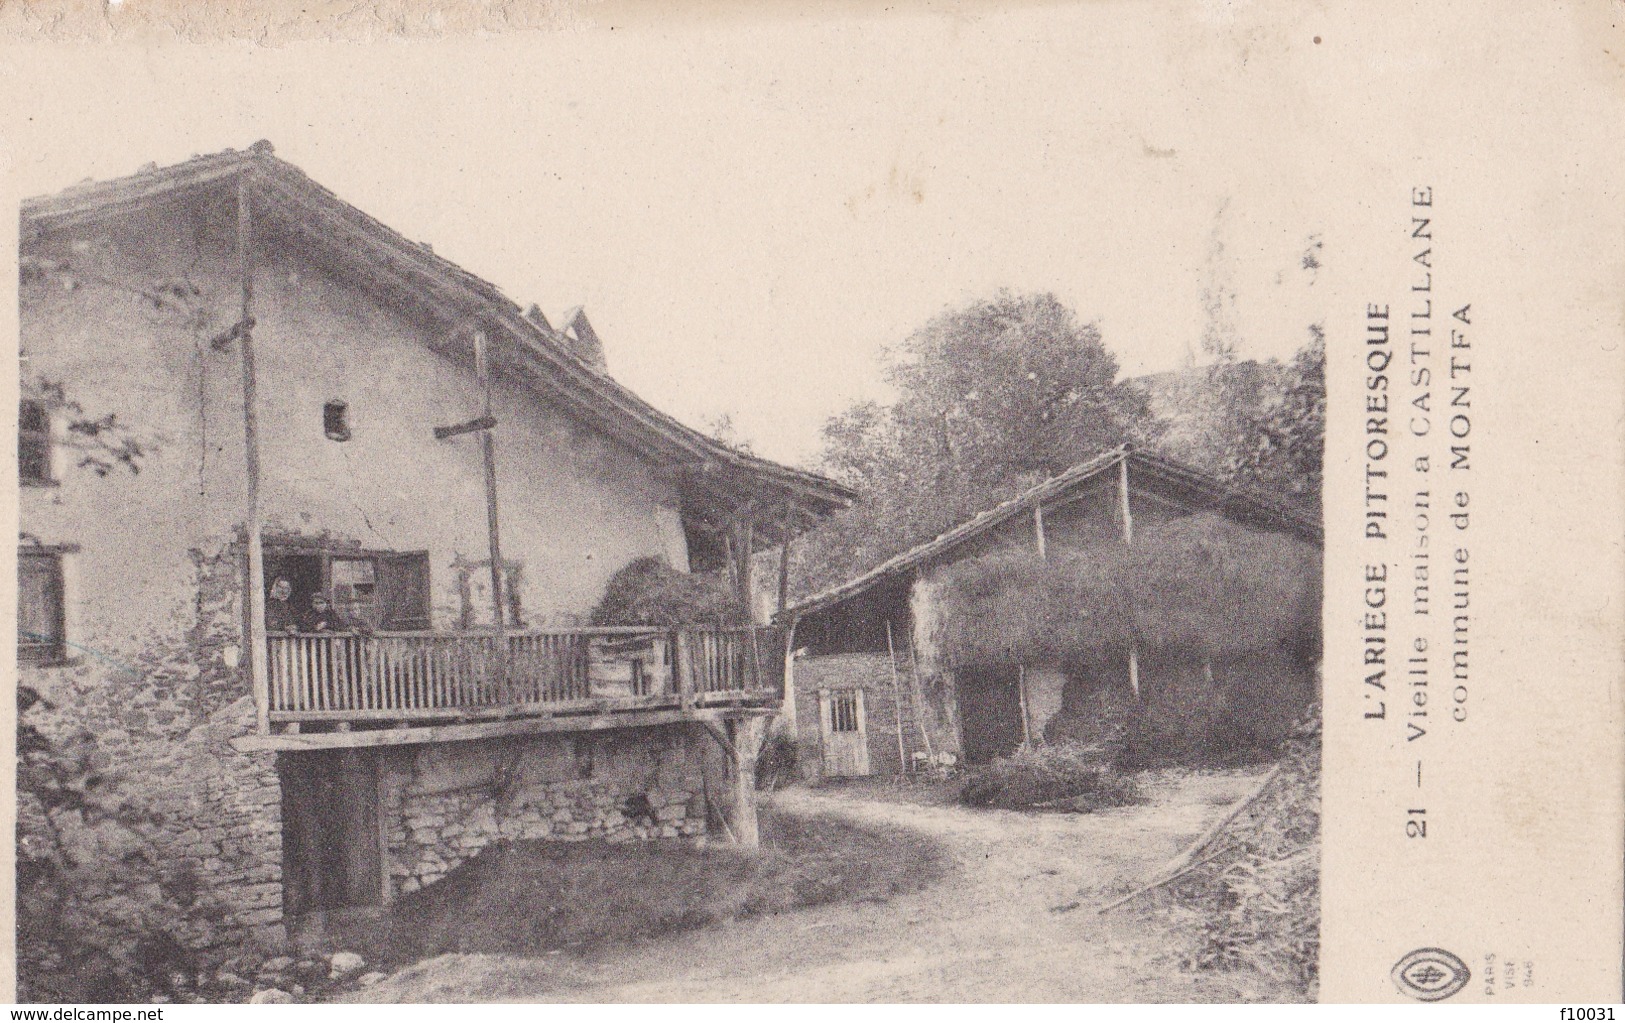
[378,725,712,897]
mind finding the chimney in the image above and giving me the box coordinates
[560,306,608,373]
[523,304,553,332]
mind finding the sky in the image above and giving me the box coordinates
[2,3,1332,469]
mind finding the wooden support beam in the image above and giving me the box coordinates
[733,516,755,623]
[1119,454,1140,701]
[237,172,270,737]
[474,330,509,699]
[698,718,736,760]
[432,415,496,440]
[232,706,774,752]
[724,716,763,851]
[1017,663,1034,748]
[778,615,800,742]
[776,503,794,617]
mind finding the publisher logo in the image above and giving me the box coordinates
[1392,947,1472,1002]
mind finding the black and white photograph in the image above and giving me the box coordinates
[5,0,1621,1008]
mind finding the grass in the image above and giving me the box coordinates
[363,806,951,969]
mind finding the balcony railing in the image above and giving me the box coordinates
[265,625,781,726]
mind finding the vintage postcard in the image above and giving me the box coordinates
[1,0,1620,1007]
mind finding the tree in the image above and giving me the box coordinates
[1231,324,1325,509]
[794,291,1161,596]
[1161,324,1324,514]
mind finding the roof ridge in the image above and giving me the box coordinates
[21,141,854,510]
[781,443,1318,620]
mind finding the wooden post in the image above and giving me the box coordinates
[1033,503,1047,560]
[776,503,793,616]
[905,623,935,760]
[674,630,696,711]
[474,330,508,697]
[1119,454,1140,700]
[779,615,799,741]
[237,172,270,736]
[733,516,755,623]
[725,716,761,851]
[885,621,908,775]
[1016,663,1034,748]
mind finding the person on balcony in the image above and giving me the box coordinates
[299,590,372,635]
[265,577,297,634]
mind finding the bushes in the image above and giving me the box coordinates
[755,732,800,790]
[589,557,740,627]
[959,741,1143,812]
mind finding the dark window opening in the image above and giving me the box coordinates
[323,400,351,442]
[265,546,431,633]
[19,400,52,485]
[18,550,65,664]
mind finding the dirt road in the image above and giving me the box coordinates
[357,770,1292,1002]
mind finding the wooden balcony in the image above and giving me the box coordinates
[260,626,782,737]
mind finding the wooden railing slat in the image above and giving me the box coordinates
[265,625,765,721]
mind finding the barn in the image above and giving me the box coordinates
[778,446,1321,778]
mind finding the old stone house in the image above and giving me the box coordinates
[17,142,851,951]
[778,447,1320,778]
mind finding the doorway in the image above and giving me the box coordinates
[819,688,871,777]
[278,750,383,919]
[955,664,1026,765]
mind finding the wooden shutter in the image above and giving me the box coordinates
[377,552,431,631]
[18,401,50,484]
[17,552,64,662]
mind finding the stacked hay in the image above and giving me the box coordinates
[589,556,739,626]
[928,512,1320,669]
[1166,720,1321,997]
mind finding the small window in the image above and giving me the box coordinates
[19,400,52,485]
[18,550,65,664]
[323,400,351,442]
[331,557,380,627]
[829,691,861,733]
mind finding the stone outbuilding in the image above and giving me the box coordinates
[778,447,1321,777]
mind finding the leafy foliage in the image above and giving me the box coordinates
[25,377,151,477]
[794,292,1163,597]
[589,556,740,627]
[1152,327,1325,515]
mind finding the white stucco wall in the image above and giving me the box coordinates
[20,194,691,661]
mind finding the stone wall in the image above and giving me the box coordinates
[792,651,937,780]
[378,726,711,897]
[19,543,287,953]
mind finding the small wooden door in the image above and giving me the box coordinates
[280,750,383,917]
[819,688,871,777]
